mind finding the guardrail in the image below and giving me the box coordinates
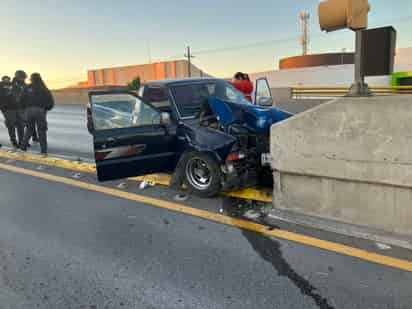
[292,86,412,99]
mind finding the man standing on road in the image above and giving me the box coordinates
[11,70,30,148]
[21,73,54,157]
[0,75,17,149]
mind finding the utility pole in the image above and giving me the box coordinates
[300,11,310,55]
[184,46,195,77]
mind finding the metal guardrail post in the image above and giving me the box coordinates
[348,30,371,97]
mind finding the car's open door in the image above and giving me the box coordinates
[89,91,177,181]
[255,78,274,107]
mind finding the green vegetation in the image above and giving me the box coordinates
[127,76,141,91]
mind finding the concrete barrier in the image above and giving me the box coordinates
[52,86,127,105]
[52,89,89,105]
[270,96,412,237]
[271,87,328,114]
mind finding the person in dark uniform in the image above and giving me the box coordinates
[21,73,54,156]
[11,70,30,147]
[0,76,13,148]
[0,75,19,149]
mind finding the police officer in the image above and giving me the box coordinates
[0,75,19,149]
[21,73,54,156]
[11,70,29,147]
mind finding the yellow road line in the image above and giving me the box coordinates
[0,162,411,273]
[0,150,272,202]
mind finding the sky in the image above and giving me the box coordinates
[0,0,411,88]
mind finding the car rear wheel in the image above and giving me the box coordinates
[183,152,222,198]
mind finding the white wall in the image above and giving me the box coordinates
[249,47,412,88]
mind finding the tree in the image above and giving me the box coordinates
[127,76,141,91]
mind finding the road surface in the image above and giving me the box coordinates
[0,157,411,309]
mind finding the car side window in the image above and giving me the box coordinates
[144,87,172,112]
[91,93,160,131]
[255,78,273,106]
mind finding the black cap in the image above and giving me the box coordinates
[1,76,11,82]
[14,70,27,79]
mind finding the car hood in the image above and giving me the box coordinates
[208,97,293,133]
[178,121,236,162]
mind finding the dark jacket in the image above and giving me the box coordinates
[0,81,13,112]
[11,81,29,110]
[26,86,55,111]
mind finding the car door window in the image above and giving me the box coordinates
[91,93,160,131]
[255,78,273,107]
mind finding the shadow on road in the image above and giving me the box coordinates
[222,197,335,309]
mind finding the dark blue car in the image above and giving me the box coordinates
[87,77,292,197]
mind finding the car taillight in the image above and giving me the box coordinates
[227,152,245,161]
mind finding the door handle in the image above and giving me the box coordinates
[102,137,117,149]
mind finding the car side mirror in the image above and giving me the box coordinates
[257,96,273,107]
[160,112,172,126]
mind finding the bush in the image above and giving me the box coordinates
[127,76,141,91]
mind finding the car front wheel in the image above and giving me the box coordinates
[183,152,222,198]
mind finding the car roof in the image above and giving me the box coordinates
[144,77,222,87]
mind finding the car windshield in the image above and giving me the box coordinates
[170,80,251,118]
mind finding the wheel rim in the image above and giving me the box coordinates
[186,157,212,190]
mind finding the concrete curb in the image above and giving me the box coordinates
[268,208,412,250]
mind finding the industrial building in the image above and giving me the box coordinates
[75,60,210,88]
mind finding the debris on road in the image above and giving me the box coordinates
[138,181,155,190]
[72,172,82,179]
[243,209,262,220]
[36,165,46,171]
[220,197,268,222]
[174,193,189,202]
[375,243,392,250]
[117,182,127,189]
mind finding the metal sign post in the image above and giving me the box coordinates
[348,30,371,96]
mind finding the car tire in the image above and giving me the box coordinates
[183,152,222,198]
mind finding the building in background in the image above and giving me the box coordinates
[73,60,210,88]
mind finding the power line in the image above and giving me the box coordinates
[194,36,300,55]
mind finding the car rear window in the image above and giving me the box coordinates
[143,87,172,112]
[171,83,217,118]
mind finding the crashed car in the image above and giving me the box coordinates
[86,77,292,197]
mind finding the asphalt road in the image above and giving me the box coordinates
[0,105,93,160]
[0,160,411,309]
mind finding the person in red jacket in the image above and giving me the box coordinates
[231,72,253,102]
